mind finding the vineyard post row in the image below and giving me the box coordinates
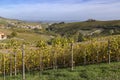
[0,36,120,79]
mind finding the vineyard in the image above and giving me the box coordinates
[0,35,120,80]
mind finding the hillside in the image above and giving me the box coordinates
[0,17,120,42]
[0,17,54,42]
[0,17,42,29]
[48,20,120,37]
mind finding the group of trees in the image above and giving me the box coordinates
[7,31,17,38]
[0,35,119,79]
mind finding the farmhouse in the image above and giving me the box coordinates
[0,32,7,40]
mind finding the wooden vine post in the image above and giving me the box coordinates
[71,43,74,71]
[22,45,25,80]
[108,39,111,64]
[39,49,43,74]
[52,46,57,70]
[55,49,57,70]
[0,55,1,77]
[3,54,5,80]
[10,52,12,77]
[84,47,86,65]
[14,51,17,76]
[53,49,55,70]
[96,50,99,64]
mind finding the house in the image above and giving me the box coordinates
[0,32,7,40]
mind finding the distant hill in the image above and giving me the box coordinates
[47,20,120,37]
[0,16,42,29]
[0,16,52,42]
[1,17,120,40]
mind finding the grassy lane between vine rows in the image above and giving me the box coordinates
[0,62,120,80]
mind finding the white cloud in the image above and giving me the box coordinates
[0,0,120,21]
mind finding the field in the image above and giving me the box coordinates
[0,28,52,42]
[0,62,120,80]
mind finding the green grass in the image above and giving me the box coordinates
[1,62,120,80]
[0,28,52,42]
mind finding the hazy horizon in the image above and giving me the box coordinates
[0,0,120,21]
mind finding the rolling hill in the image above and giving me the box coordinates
[48,20,120,37]
[0,17,53,42]
[0,16,42,29]
[0,17,120,42]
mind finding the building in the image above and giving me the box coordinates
[0,32,7,40]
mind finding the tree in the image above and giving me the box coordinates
[11,31,17,37]
[8,31,17,38]
[78,33,85,42]
[109,30,114,35]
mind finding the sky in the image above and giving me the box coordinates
[0,0,120,21]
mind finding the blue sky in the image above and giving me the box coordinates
[0,0,120,21]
